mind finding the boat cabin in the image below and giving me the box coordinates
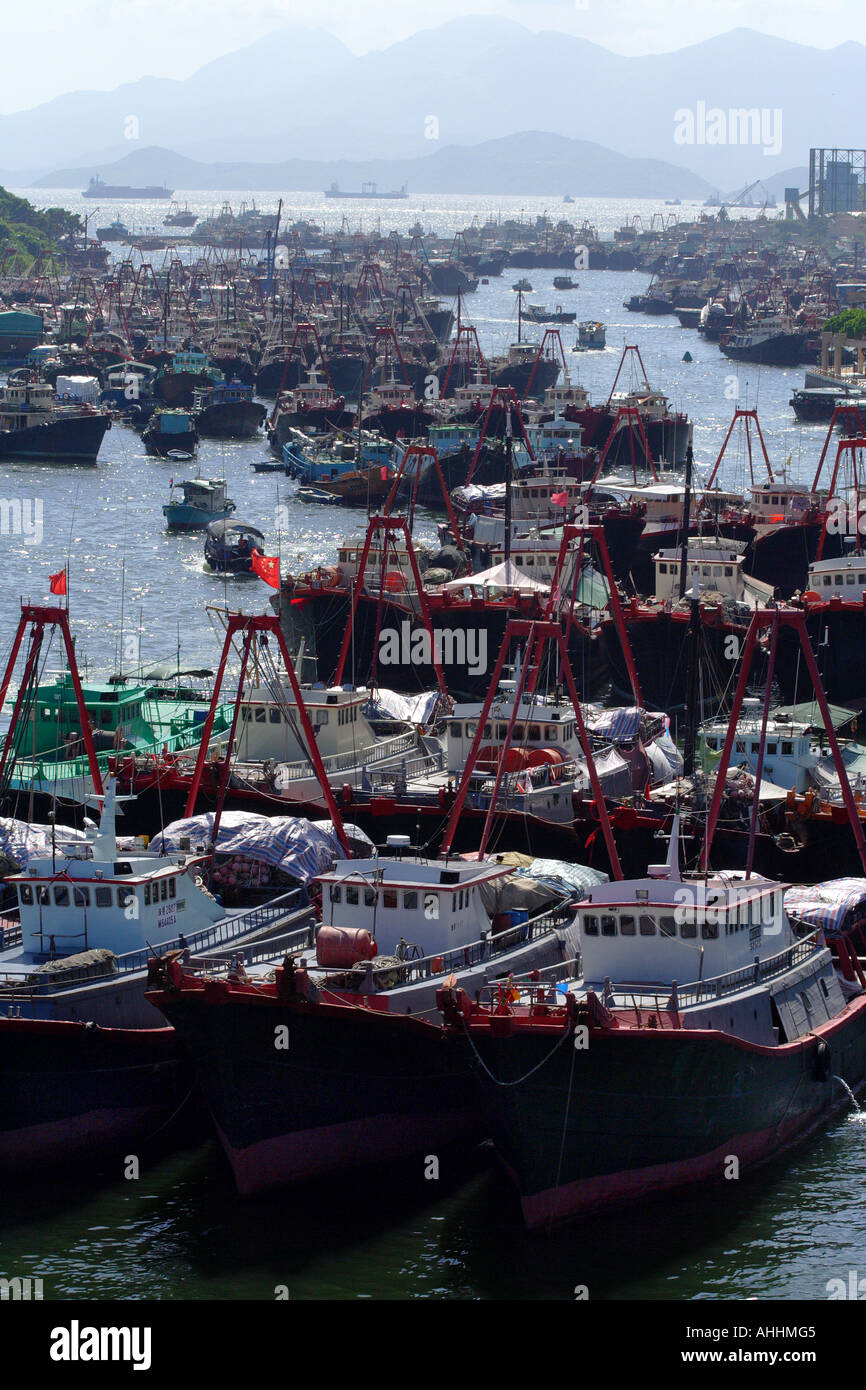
[235,684,378,764]
[316,846,513,957]
[808,555,866,599]
[653,540,745,603]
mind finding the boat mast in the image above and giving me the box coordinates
[504,404,513,564]
[682,566,701,778]
[677,441,694,600]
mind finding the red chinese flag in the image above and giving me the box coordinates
[380,465,389,481]
[251,549,280,589]
[49,569,67,595]
[551,491,568,506]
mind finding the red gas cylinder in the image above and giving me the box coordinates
[316,925,378,968]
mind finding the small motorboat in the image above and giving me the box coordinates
[167,449,195,463]
[204,519,266,574]
[252,459,288,473]
[296,487,340,505]
[512,278,533,292]
[164,478,236,530]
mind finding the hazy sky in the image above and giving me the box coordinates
[0,0,859,114]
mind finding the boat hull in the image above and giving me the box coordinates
[152,990,481,1194]
[0,413,110,462]
[467,995,866,1228]
[0,1018,191,1170]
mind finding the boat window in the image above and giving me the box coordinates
[269,708,281,723]
[820,978,829,999]
[751,742,761,754]
[53,885,70,907]
[660,916,676,938]
[824,576,832,587]
[19,884,32,905]
[701,921,719,939]
[859,575,866,585]
[496,724,509,738]
[725,566,734,577]
[483,723,491,737]
[144,884,151,905]
[681,920,697,939]
[529,725,541,741]
[515,556,524,566]
[404,891,418,910]
[707,737,717,749]
[583,914,599,935]
[169,878,176,899]
[161,879,169,901]
[659,563,667,574]
[620,914,636,936]
[118,887,135,909]
[95,886,113,908]
[735,740,745,753]
[782,741,793,755]
[255,707,266,721]
[37,886,50,906]
[329,886,342,903]
[800,990,813,1015]
[74,887,89,907]
[364,888,376,907]
[835,575,844,586]
[601,915,617,937]
[449,722,462,738]
[466,722,476,737]
[639,914,656,936]
[383,889,398,909]
[114,862,132,875]
[240,708,249,721]
[848,574,856,585]
[318,711,328,725]
[346,886,359,905]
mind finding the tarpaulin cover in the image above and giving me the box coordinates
[151,811,373,885]
[0,817,89,870]
[784,879,866,939]
[363,688,446,727]
[586,706,642,742]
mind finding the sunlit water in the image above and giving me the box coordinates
[0,194,853,1300]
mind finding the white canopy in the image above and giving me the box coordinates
[441,560,551,593]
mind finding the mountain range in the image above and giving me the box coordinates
[0,20,852,190]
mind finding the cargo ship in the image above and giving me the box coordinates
[324,182,408,199]
[82,176,173,199]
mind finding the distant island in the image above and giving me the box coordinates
[35,131,713,199]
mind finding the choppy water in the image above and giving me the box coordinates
[0,195,854,1300]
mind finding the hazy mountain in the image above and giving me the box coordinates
[34,133,713,199]
[5,21,858,186]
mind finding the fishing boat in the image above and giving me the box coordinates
[147,837,590,1194]
[575,321,606,351]
[203,520,266,575]
[163,478,236,530]
[142,407,197,458]
[0,780,319,1170]
[164,202,198,227]
[192,381,266,439]
[0,378,110,462]
[96,220,128,243]
[438,817,866,1227]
